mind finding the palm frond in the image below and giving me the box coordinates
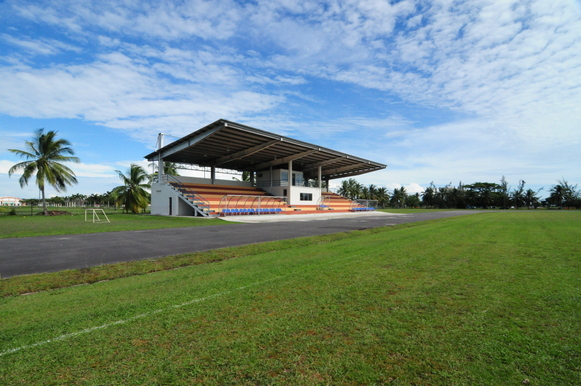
[7,129,80,215]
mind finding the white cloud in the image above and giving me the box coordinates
[0,160,16,175]
[0,52,282,143]
[73,163,117,178]
[320,0,581,155]
[6,0,578,149]
[1,33,81,55]
[13,0,243,40]
[1,0,580,197]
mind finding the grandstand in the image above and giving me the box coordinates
[145,120,386,217]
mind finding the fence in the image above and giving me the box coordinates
[218,195,288,215]
[350,199,378,211]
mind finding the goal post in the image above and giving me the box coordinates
[84,209,110,223]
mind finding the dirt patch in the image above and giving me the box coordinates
[35,210,74,216]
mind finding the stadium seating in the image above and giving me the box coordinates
[169,182,373,216]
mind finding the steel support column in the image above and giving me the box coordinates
[288,160,293,204]
[157,133,164,182]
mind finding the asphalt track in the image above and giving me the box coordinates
[0,211,485,278]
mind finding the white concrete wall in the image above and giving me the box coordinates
[178,196,196,216]
[290,186,321,205]
[256,170,321,205]
[264,185,321,205]
[151,183,177,216]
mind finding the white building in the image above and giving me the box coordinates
[0,197,23,206]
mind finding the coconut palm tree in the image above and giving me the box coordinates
[337,180,350,198]
[549,179,578,209]
[360,186,370,200]
[511,180,526,209]
[150,161,180,183]
[367,184,377,200]
[376,187,390,208]
[8,129,80,216]
[112,164,151,214]
[338,178,363,200]
[390,187,407,208]
[524,188,542,209]
[234,171,252,182]
[422,182,436,208]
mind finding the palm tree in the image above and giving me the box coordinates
[234,171,252,182]
[339,178,363,200]
[390,187,407,208]
[548,179,578,209]
[360,186,370,200]
[422,182,436,208]
[163,162,179,176]
[338,180,350,198]
[150,161,179,183]
[511,180,526,209]
[112,164,151,214]
[69,193,87,207]
[102,191,114,208]
[8,129,80,216]
[524,188,542,209]
[376,187,390,208]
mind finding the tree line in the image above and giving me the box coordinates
[20,192,116,208]
[8,129,580,214]
[338,177,580,209]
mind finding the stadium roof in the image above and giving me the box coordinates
[144,119,386,180]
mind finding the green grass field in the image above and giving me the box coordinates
[0,208,233,238]
[1,212,579,384]
[379,208,457,213]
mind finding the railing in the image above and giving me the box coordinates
[255,179,321,188]
[163,175,212,216]
[218,195,288,216]
[350,199,378,212]
[317,194,332,210]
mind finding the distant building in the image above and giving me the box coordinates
[0,197,23,206]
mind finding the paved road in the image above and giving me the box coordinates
[0,211,485,278]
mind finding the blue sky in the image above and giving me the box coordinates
[1,0,580,199]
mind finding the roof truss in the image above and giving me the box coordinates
[144,119,386,180]
[210,139,279,167]
[248,149,320,171]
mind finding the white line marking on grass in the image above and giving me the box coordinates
[0,278,282,358]
[0,254,361,357]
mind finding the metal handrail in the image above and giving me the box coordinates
[317,194,332,210]
[164,175,212,214]
[350,199,378,211]
[219,195,288,215]
[255,179,321,188]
